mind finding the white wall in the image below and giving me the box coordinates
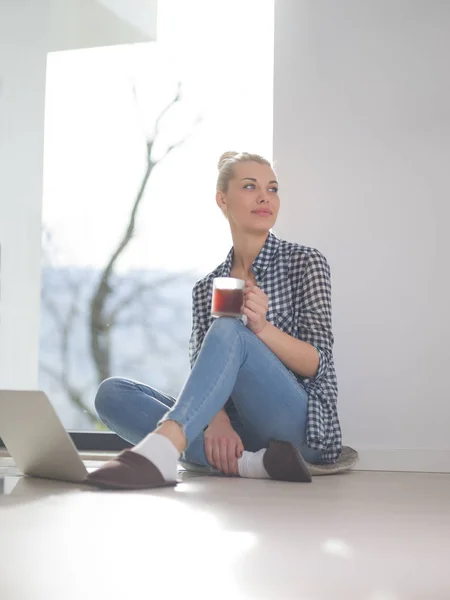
[0,0,156,391]
[274,0,450,471]
[0,3,47,390]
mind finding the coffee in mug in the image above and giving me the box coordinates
[211,277,245,318]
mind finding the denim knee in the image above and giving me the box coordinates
[95,377,124,421]
[208,316,243,341]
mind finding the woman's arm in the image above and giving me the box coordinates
[244,249,334,380]
[256,323,319,378]
[293,249,334,380]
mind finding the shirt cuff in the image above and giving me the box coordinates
[314,346,328,380]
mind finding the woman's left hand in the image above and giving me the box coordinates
[243,281,269,335]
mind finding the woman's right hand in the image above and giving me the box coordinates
[204,411,244,475]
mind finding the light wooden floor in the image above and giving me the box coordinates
[1,458,449,600]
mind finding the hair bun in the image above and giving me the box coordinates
[217,151,239,170]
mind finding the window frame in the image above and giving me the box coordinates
[0,431,131,452]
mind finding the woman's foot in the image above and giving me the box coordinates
[85,433,179,490]
[263,440,312,482]
[85,438,311,490]
[238,440,312,483]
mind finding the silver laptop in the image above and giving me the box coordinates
[0,390,89,483]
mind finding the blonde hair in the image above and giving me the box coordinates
[216,151,273,193]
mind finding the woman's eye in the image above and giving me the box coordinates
[270,187,278,193]
[244,184,255,189]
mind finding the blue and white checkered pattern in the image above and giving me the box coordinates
[189,232,342,463]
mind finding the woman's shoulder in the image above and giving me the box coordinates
[191,264,223,299]
[278,238,330,269]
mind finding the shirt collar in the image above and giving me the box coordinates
[221,248,234,277]
[220,232,280,279]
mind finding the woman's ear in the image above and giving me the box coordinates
[216,191,226,212]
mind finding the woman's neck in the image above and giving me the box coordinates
[231,230,269,276]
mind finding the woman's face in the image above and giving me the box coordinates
[216,161,280,234]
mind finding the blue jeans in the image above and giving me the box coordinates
[95,317,323,472]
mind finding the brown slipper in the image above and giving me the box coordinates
[263,440,312,483]
[84,450,177,490]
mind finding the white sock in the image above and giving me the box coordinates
[132,433,179,482]
[238,449,270,479]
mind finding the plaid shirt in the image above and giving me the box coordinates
[189,232,342,463]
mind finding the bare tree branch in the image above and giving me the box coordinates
[40,362,98,424]
[116,351,159,374]
[89,82,198,384]
[157,114,203,164]
[40,287,66,332]
[60,283,83,383]
[40,266,98,422]
[108,272,189,322]
[152,82,182,140]
[40,79,201,426]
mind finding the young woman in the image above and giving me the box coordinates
[86,151,341,490]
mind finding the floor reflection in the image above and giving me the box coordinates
[0,475,21,495]
[1,470,450,599]
[0,467,207,498]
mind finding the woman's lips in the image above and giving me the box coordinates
[252,209,272,216]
